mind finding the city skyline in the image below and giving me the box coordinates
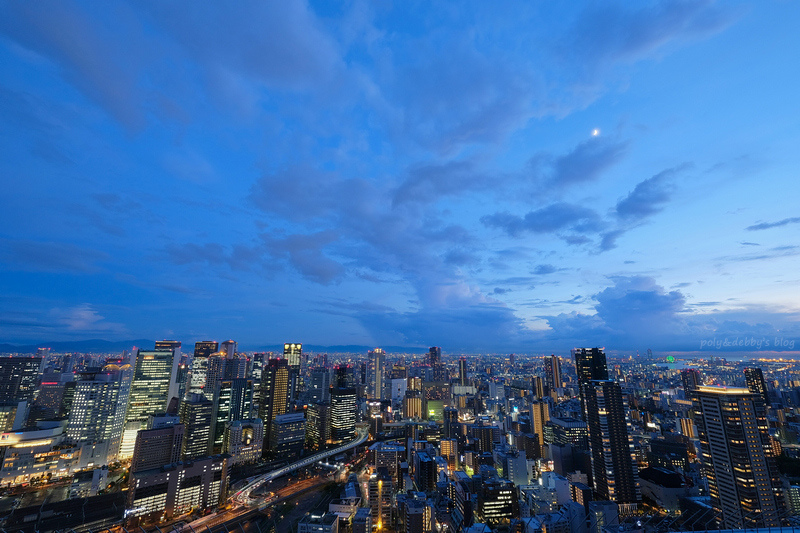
[2,2,800,352]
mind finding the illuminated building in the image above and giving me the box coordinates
[573,347,608,421]
[694,386,785,528]
[368,348,385,400]
[369,467,393,529]
[403,390,423,419]
[297,513,339,533]
[189,341,218,396]
[259,357,289,456]
[477,477,518,525]
[209,378,254,453]
[681,369,703,398]
[458,357,468,386]
[530,399,550,456]
[585,380,641,513]
[545,354,562,393]
[745,367,771,406]
[285,343,302,401]
[130,416,183,473]
[308,367,331,404]
[121,346,180,458]
[0,356,43,404]
[413,451,436,492]
[330,386,357,444]
[179,392,213,459]
[127,454,228,525]
[306,401,330,450]
[66,364,132,462]
[271,412,305,459]
[224,418,263,465]
[405,499,433,533]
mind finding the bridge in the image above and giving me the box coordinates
[232,426,369,504]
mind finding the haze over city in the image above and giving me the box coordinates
[2,2,799,352]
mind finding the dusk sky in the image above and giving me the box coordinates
[2,1,799,353]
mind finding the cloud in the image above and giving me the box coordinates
[746,217,800,231]
[392,159,487,205]
[0,239,108,273]
[615,166,685,219]
[533,264,558,275]
[544,137,629,190]
[261,231,345,285]
[562,0,737,69]
[481,203,604,238]
[51,303,127,335]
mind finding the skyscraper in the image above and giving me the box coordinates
[744,367,770,407]
[0,356,43,404]
[189,341,218,396]
[368,348,385,400]
[66,364,132,462]
[585,379,641,513]
[545,354,562,393]
[330,385,357,444]
[210,378,254,453]
[530,399,550,457]
[121,346,181,458]
[284,343,302,402]
[573,348,608,421]
[179,392,213,460]
[428,346,441,366]
[694,386,785,529]
[458,356,468,386]
[259,357,289,457]
[681,368,703,399]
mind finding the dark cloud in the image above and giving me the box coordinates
[392,160,487,205]
[533,264,558,275]
[481,203,604,238]
[262,231,345,285]
[746,217,800,231]
[615,166,686,219]
[563,0,737,68]
[544,137,629,190]
[0,239,108,274]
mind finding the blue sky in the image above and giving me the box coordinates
[1,1,799,352]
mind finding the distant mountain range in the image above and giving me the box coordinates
[0,339,429,355]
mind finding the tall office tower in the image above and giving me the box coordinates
[176,362,190,400]
[189,341,219,395]
[306,401,331,450]
[458,357,468,386]
[66,364,132,462]
[210,378,254,453]
[694,386,785,529]
[369,467,394,529]
[284,343,302,368]
[179,392,213,459]
[428,346,441,366]
[155,339,182,353]
[548,417,589,450]
[530,399,550,457]
[334,364,356,389]
[121,346,181,458]
[585,380,641,513]
[573,348,608,421]
[545,354,562,393]
[308,367,331,404]
[745,367,771,407]
[283,343,302,403]
[270,412,306,459]
[0,356,43,404]
[130,419,184,473]
[330,386,357,444]
[532,376,545,399]
[368,348,385,400]
[259,358,289,456]
[681,368,704,398]
[219,339,236,358]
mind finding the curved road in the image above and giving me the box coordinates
[233,426,369,504]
